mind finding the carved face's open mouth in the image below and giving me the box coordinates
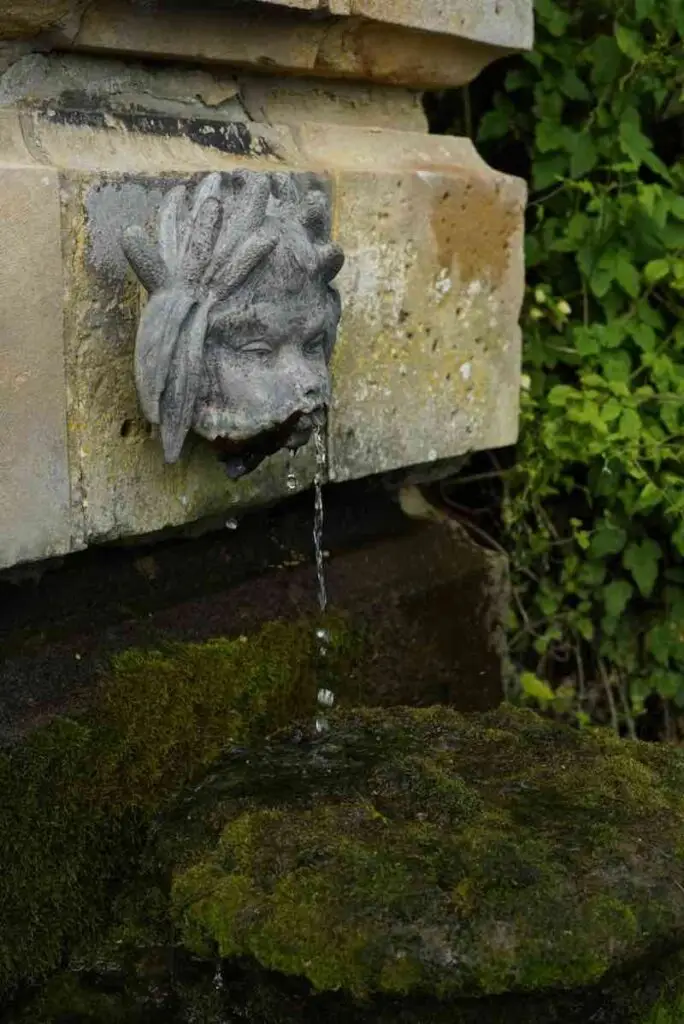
[211,411,321,480]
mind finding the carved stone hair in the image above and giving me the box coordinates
[121,171,344,463]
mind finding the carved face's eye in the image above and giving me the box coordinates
[238,340,274,357]
[303,334,326,357]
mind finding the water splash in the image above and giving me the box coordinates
[284,444,299,492]
[286,469,298,492]
[213,960,223,991]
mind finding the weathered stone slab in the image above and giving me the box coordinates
[297,125,525,480]
[62,0,529,90]
[0,165,72,570]
[0,109,524,566]
[1,0,533,56]
[0,52,428,132]
[0,0,84,40]
[250,0,534,51]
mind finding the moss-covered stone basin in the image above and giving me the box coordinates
[164,705,684,1001]
[0,616,359,998]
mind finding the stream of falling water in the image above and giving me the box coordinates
[313,420,328,614]
[312,417,334,734]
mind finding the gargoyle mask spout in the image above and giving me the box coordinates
[121,170,344,478]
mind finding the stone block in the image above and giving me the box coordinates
[0,0,84,40]
[0,165,72,570]
[297,126,525,480]
[62,0,530,90]
[0,51,427,132]
[1,492,507,741]
[0,109,524,565]
[251,0,535,50]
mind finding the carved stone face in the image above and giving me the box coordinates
[122,171,344,478]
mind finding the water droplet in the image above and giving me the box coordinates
[225,518,238,530]
[317,688,335,708]
[286,471,298,492]
[316,628,330,643]
[315,716,329,734]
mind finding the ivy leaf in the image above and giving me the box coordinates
[630,323,656,351]
[604,580,634,618]
[588,36,624,86]
[647,628,675,668]
[602,397,622,422]
[615,23,645,60]
[578,617,594,641]
[637,482,663,511]
[644,258,670,284]
[615,255,640,298]
[619,408,641,438]
[601,351,632,383]
[664,223,684,249]
[660,401,679,433]
[478,108,511,142]
[535,0,571,36]
[505,69,531,92]
[547,384,576,406]
[672,521,684,558]
[590,524,627,558]
[570,134,598,178]
[536,121,570,153]
[635,0,657,21]
[533,154,568,191]
[520,672,556,704]
[623,539,662,597]
[619,115,673,183]
[590,253,617,298]
[559,69,591,101]
[525,235,543,267]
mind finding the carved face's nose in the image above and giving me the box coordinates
[295,366,329,411]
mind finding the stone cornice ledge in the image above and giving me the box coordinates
[33,0,535,90]
[249,0,534,52]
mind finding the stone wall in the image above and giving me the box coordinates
[0,0,532,569]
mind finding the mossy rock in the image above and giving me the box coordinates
[167,705,684,1001]
[0,616,358,997]
[13,953,684,1024]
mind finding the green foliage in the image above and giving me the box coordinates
[477,0,684,726]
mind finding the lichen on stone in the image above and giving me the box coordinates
[168,705,684,1000]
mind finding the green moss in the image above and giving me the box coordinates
[14,974,133,1023]
[0,615,359,998]
[168,705,684,1001]
[14,950,684,1024]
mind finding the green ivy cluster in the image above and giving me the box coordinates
[475,0,684,728]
